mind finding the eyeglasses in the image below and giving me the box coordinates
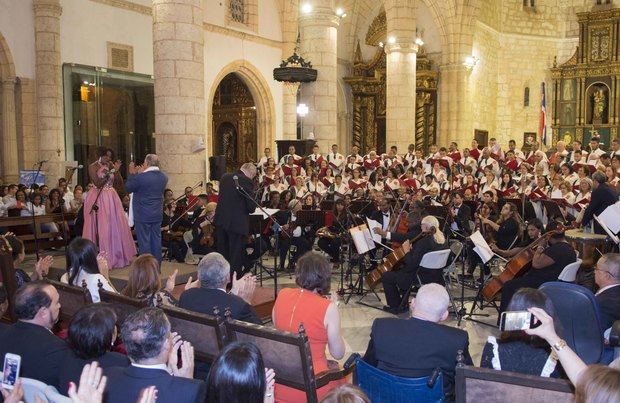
[594,268,619,279]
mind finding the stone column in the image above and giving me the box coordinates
[385,0,417,153]
[281,1,300,141]
[33,0,63,185]
[2,77,19,183]
[439,63,470,146]
[153,0,205,193]
[299,0,339,150]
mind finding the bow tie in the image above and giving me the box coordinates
[383,213,389,216]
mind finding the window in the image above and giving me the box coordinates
[230,0,246,24]
[523,0,535,7]
[524,87,530,107]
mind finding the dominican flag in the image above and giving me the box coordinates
[539,82,547,145]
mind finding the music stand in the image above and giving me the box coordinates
[541,200,564,221]
[320,200,334,211]
[343,224,382,307]
[296,210,325,228]
[248,214,270,286]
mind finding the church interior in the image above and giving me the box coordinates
[1,0,620,402]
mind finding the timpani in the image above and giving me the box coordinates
[565,229,611,269]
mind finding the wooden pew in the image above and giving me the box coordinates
[45,278,92,323]
[456,366,574,403]
[162,305,227,365]
[0,213,77,252]
[98,289,148,326]
[224,319,354,403]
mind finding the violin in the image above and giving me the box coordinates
[199,221,215,247]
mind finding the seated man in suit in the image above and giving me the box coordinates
[104,307,206,403]
[363,283,473,400]
[179,252,261,324]
[0,281,69,388]
[595,253,620,331]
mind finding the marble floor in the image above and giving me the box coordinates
[35,249,501,365]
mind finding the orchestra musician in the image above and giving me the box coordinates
[317,199,349,263]
[373,200,426,243]
[490,218,544,259]
[161,201,191,263]
[498,231,577,314]
[277,199,312,272]
[448,192,472,236]
[579,171,619,233]
[381,215,447,314]
[190,202,217,256]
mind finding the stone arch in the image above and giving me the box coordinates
[207,60,277,160]
[0,31,16,78]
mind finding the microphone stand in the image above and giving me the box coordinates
[29,161,45,260]
[234,179,290,301]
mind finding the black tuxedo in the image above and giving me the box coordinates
[596,284,620,331]
[451,203,472,234]
[363,317,473,399]
[59,351,129,395]
[179,287,261,324]
[0,321,70,388]
[370,209,391,231]
[104,365,206,403]
[582,183,618,233]
[214,171,256,274]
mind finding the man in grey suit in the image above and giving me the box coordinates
[126,154,168,263]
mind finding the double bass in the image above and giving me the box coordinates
[481,229,558,300]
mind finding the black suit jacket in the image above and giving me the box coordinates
[179,288,261,324]
[370,210,391,231]
[596,285,620,331]
[59,351,130,395]
[0,321,70,388]
[582,183,618,229]
[452,203,472,234]
[104,366,206,403]
[363,317,473,398]
[389,225,422,244]
[213,171,256,235]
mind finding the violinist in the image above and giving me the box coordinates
[190,201,217,256]
[161,201,191,263]
[448,192,472,236]
[490,218,543,259]
[381,215,447,314]
[498,231,576,314]
[466,203,521,278]
[277,199,312,272]
[317,199,349,263]
[373,200,425,243]
[264,191,281,210]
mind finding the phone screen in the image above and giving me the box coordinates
[2,354,20,389]
[500,311,534,332]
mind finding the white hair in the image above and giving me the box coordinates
[412,283,449,321]
[197,252,230,289]
[421,215,445,244]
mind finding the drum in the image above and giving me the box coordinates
[565,229,611,269]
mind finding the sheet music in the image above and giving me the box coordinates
[598,201,620,234]
[550,189,563,199]
[349,224,376,254]
[365,217,382,244]
[251,208,279,219]
[470,230,494,263]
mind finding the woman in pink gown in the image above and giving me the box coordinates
[83,147,136,268]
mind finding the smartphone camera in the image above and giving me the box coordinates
[500,311,536,332]
[2,353,21,390]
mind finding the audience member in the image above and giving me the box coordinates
[61,237,117,302]
[122,254,198,307]
[206,341,275,403]
[272,251,346,401]
[0,282,69,388]
[363,283,472,399]
[59,304,130,394]
[320,384,371,403]
[0,284,7,331]
[2,233,53,288]
[594,253,620,331]
[104,307,206,403]
[179,252,260,324]
[481,288,564,377]
[574,365,620,403]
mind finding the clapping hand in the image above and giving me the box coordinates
[96,251,109,278]
[184,275,200,291]
[167,332,195,379]
[35,255,54,279]
[165,269,178,293]
[67,361,107,403]
[137,386,158,403]
[231,273,256,304]
[113,160,122,172]
[264,368,275,402]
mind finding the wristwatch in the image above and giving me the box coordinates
[551,339,567,353]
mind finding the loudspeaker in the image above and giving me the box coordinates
[209,155,227,181]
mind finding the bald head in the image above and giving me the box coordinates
[145,154,159,167]
[596,253,620,288]
[240,163,257,180]
[410,283,449,322]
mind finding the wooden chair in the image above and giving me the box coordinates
[455,366,574,403]
[45,279,92,323]
[224,318,354,403]
[161,305,227,365]
[98,289,148,326]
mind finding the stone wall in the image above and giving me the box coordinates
[17,77,39,169]
[469,23,499,141]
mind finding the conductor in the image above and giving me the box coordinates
[214,162,258,276]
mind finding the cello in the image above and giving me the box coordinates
[481,229,558,301]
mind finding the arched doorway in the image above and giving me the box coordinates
[211,72,257,172]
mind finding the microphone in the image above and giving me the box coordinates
[233,175,240,190]
[69,165,84,171]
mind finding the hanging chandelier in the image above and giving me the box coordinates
[273,33,317,83]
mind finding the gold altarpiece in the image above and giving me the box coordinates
[344,11,438,154]
[551,8,620,148]
[212,73,257,172]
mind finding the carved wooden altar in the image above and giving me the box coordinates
[212,73,257,171]
[551,8,620,148]
[344,11,438,154]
